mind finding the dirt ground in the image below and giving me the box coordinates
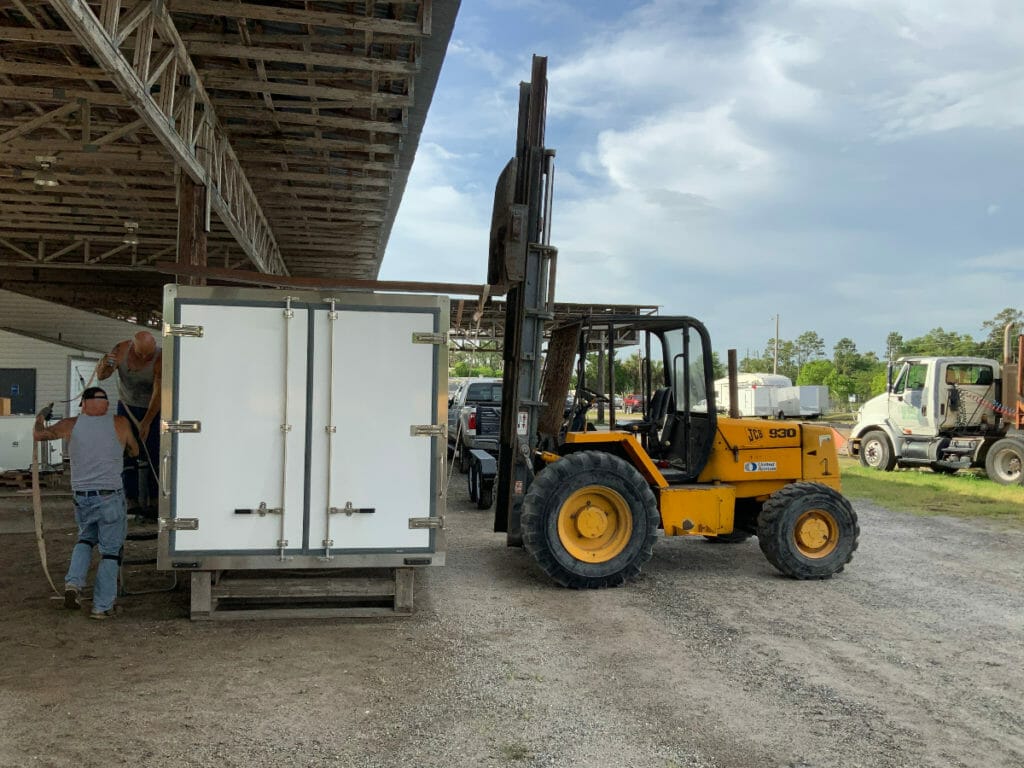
[1,475,1022,768]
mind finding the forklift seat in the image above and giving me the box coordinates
[617,387,673,449]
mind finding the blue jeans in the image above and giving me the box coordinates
[118,402,160,505]
[66,490,127,613]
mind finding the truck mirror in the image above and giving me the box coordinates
[886,362,894,393]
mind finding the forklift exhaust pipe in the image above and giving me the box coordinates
[727,349,739,419]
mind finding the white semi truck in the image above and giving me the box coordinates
[849,337,1023,485]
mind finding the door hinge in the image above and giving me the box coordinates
[409,516,444,530]
[163,323,204,338]
[410,424,446,437]
[159,517,198,532]
[162,420,201,434]
[412,331,448,345]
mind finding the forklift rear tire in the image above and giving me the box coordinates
[521,451,659,589]
[757,482,859,579]
[858,430,896,471]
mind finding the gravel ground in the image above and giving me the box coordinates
[0,477,1022,768]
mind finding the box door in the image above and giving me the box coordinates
[168,302,309,555]
[307,307,438,553]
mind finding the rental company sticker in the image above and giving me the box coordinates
[744,461,777,472]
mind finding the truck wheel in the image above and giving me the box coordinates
[477,480,493,510]
[458,444,470,474]
[984,439,1024,486]
[858,430,896,471]
[757,482,859,579]
[467,462,479,502]
[521,451,659,589]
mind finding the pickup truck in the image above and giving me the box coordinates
[447,377,503,473]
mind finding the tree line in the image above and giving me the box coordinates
[450,308,1021,411]
[738,308,1022,408]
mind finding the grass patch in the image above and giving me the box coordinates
[839,458,1024,522]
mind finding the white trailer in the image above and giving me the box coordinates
[714,373,791,418]
[776,386,830,419]
[158,285,448,617]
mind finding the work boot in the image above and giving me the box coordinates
[63,584,81,610]
[89,605,123,621]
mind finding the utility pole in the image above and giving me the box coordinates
[773,314,780,375]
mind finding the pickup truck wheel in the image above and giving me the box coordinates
[458,444,470,474]
[757,482,859,579]
[858,430,896,471]
[521,451,659,589]
[985,439,1024,486]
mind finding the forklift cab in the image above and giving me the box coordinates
[568,315,718,484]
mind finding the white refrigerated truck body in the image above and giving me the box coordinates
[157,285,448,573]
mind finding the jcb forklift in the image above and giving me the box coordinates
[490,56,859,588]
[518,315,859,588]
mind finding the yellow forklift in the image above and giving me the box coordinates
[517,315,858,588]
[489,57,858,588]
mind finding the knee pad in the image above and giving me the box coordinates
[78,539,96,548]
[101,552,123,565]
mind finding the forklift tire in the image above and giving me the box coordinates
[757,482,859,580]
[703,531,753,544]
[858,430,896,471]
[984,438,1024,486]
[521,451,659,589]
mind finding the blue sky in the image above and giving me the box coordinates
[380,0,1024,359]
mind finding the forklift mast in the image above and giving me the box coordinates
[490,56,557,543]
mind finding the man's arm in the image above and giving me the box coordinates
[95,340,127,381]
[138,351,162,441]
[114,416,140,457]
[34,404,74,442]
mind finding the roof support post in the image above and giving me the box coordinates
[49,0,286,275]
[177,173,208,286]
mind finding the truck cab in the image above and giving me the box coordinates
[850,355,1023,484]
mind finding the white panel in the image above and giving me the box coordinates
[307,308,435,551]
[171,303,308,553]
[68,356,119,418]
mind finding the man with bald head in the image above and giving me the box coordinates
[96,330,162,516]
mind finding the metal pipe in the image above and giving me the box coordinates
[727,349,739,419]
[542,149,555,246]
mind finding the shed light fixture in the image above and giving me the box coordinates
[123,221,140,246]
[33,156,59,188]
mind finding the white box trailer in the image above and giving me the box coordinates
[776,385,830,418]
[157,286,448,614]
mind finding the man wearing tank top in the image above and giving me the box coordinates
[96,330,161,516]
[34,387,139,619]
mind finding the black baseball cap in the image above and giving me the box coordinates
[81,386,108,401]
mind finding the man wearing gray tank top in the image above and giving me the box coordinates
[96,330,162,516]
[34,387,138,619]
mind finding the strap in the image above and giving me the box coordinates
[31,439,60,595]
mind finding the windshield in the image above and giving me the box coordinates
[663,326,708,411]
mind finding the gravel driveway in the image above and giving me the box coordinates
[1,480,1021,767]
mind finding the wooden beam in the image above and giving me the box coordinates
[0,101,79,143]
[183,40,419,74]
[156,262,485,297]
[202,75,411,106]
[168,0,425,36]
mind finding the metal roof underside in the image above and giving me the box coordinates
[0,0,457,317]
